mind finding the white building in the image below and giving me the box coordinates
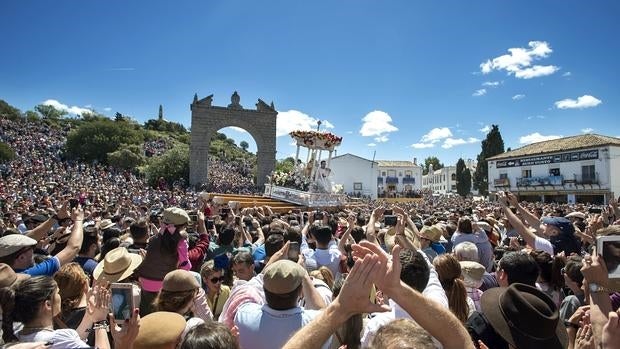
[376,160,423,198]
[329,153,379,199]
[487,134,620,204]
[422,165,457,194]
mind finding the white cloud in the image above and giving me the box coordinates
[411,142,435,149]
[562,71,572,77]
[514,65,559,79]
[527,115,546,120]
[479,41,558,79]
[421,127,453,143]
[359,110,398,139]
[581,128,594,134]
[554,95,602,109]
[441,137,479,149]
[479,125,491,133]
[519,132,562,144]
[374,135,389,143]
[482,81,500,87]
[229,126,248,133]
[346,130,353,134]
[103,107,112,112]
[84,104,92,108]
[42,99,93,115]
[472,89,487,97]
[276,110,335,137]
[512,94,526,100]
[367,143,377,147]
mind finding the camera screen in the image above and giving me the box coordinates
[111,286,133,320]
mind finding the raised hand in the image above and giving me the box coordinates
[602,309,620,349]
[110,308,140,349]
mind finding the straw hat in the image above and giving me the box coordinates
[93,247,143,283]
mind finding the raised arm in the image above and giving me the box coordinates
[55,207,84,266]
[498,192,537,248]
[365,207,384,245]
[338,215,356,255]
[26,202,70,241]
[508,192,544,236]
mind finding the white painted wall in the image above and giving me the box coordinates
[329,154,379,198]
[377,165,423,193]
[608,146,620,199]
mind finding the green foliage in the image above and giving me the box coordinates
[208,133,255,161]
[35,104,67,120]
[175,133,190,145]
[423,156,444,175]
[65,119,144,163]
[144,118,186,134]
[473,124,505,195]
[145,144,189,186]
[0,142,16,163]
[239,141,249,151]
[0,100,22,121]
[275,157,295,173]
[107,147,145,170]
[24,110,40,122]
[456,158,472,197]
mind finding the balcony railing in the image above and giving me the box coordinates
[403,177,416,184]
[385,176,399,184]
[494,178,510,187]
[574,173,598,184]
[516,175,564,187]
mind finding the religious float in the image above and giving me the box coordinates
[264,129,346,207]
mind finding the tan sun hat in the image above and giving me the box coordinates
[93,247,143,283]
[162,207,191,226]
[133,311,186,349]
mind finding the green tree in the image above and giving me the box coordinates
[35,104,67,120]
[456,158,472,197]
[473,124,505,196]
[423,156,444,175]
[65,119,144,163]
[240,141,249,151]
[0,100,22,121]
[0,142,16,163]
[24,110,40,122]
[145,144,189,186]
[275,157,296,173]
[107,148,145,170]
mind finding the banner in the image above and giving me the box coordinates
[496,149,598,168]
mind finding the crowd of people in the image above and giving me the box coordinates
[1,117,620,349]
[205,157,258,194]
[143,139,170,157]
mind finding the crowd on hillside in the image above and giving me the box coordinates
[1,117,620,349]
[143,139,170,157]
[205,158,258,194]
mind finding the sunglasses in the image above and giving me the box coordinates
[210,276,225,283]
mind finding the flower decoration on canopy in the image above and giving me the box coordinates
[289,130,343,151]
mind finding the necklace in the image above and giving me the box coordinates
[21,326,54,334]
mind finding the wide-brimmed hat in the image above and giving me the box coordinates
[418,225,443,243]
[0,234,37,258]
[0,263,30,288]
[162,269,200,292]
[565,212,586,220]
[263,260,306,294]
[93,247,142,283]
[481,283,567,349]
[384,227,416,251]
[133,311,186,349]
[162,207,191,226]
[99,219,115,230]
[459,261,485,289]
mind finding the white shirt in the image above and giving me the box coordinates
[302,238,342,277]
[361,250,448,348]
[18,329,88,349]
[234,303,330,349]
[534,236,554,255]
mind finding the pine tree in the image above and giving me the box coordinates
[456,158,472,197]
[473,124,504,195]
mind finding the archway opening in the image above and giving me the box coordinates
[203,127,258,194]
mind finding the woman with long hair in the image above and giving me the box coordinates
[53,263,90,328]
[0,276,110,349]
[136,207,192,316]
[432,254,474,323]
[530,249,565,307]
[199,260,230,321]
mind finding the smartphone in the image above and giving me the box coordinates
[69,199,79,209]
[384,215,397,226]
[314,211,323,220]
[597,235,620,290]
[384,209,393,216]
[110,283,134,321]
[288,242,300,261]
[589,207,602,214]
[206,220,214,230]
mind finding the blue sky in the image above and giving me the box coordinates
[1,0,619,164]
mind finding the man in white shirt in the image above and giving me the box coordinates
[361,248,449,347]
[234,259,330,349]
[301,223,342,277]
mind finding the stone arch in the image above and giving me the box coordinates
[189,92,277,189]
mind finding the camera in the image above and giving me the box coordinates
[384,215,397,226]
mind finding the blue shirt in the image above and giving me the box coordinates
[16,256,60,277]
[74,256,98,277]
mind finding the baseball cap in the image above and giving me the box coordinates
[263,260,306,294]
[541,217,574,235]
[0,235,38,258]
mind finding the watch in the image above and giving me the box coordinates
[589,283,612,294]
